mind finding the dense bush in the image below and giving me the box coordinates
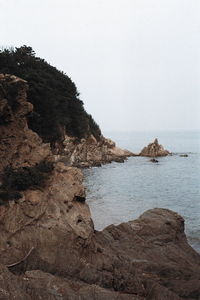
[2,161,54,191]
[0,46,101,144]
[36,160,54,174]
[0,160,54,205]
[0,191,22,203]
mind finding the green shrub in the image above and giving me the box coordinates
[36,160,54,174]
[0,191,22,203]
[0,160,54,205]
[0,46,101,144]
[2,160,54,191]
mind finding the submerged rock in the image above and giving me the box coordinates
[140,138,170,157]
[150,158,159,163]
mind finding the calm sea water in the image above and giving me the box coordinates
[83,131,200,252]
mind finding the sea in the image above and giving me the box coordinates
[83,131,200,253]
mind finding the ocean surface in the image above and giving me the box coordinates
[83,131,200,252]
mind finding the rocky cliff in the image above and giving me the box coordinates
[0,46,102,145]
[0,74,51,172]
[0,47,133,167]
[0,74,200,299]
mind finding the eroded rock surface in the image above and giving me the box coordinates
[56,134,134,167]
[140,138,170,157]
[0,74,51,172]
[0,207,200,299]
[0,74,200,299]
[0,74,93,266]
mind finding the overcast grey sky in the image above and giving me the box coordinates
[1,0,200,132]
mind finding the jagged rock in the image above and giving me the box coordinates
[140,138,170,157]
[0,207,199,299]
[56,134,134,167]
[0,74,200,299]
[0,74,51,172]
[0,73,93,248]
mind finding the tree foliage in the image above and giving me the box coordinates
[0,46,101,144]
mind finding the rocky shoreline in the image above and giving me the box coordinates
[1,208,200,299]
[55,134,134,168]
[54,137,171,168]
[0,74,200,299]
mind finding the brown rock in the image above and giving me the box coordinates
[58,134,134,167]
[0,207,199,299]
[0,74,51,172]
[0,74,200,299]
[140,138,170,157]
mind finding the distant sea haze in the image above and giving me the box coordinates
[84,130,200,252]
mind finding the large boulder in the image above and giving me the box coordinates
[139,138,170,157]
[0,208,200,299]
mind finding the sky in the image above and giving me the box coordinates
[0,0,200,132]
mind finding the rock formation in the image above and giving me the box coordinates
[150,158,159,163]
[0,74,200,299]
[56,134,133,167]
[0,46,134,165]
[140,138,170,157]
[0,74,51,172]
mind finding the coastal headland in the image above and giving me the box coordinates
[0,73,200,299]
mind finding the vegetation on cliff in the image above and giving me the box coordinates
[0,46,101,145]
[0,160,54,204]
